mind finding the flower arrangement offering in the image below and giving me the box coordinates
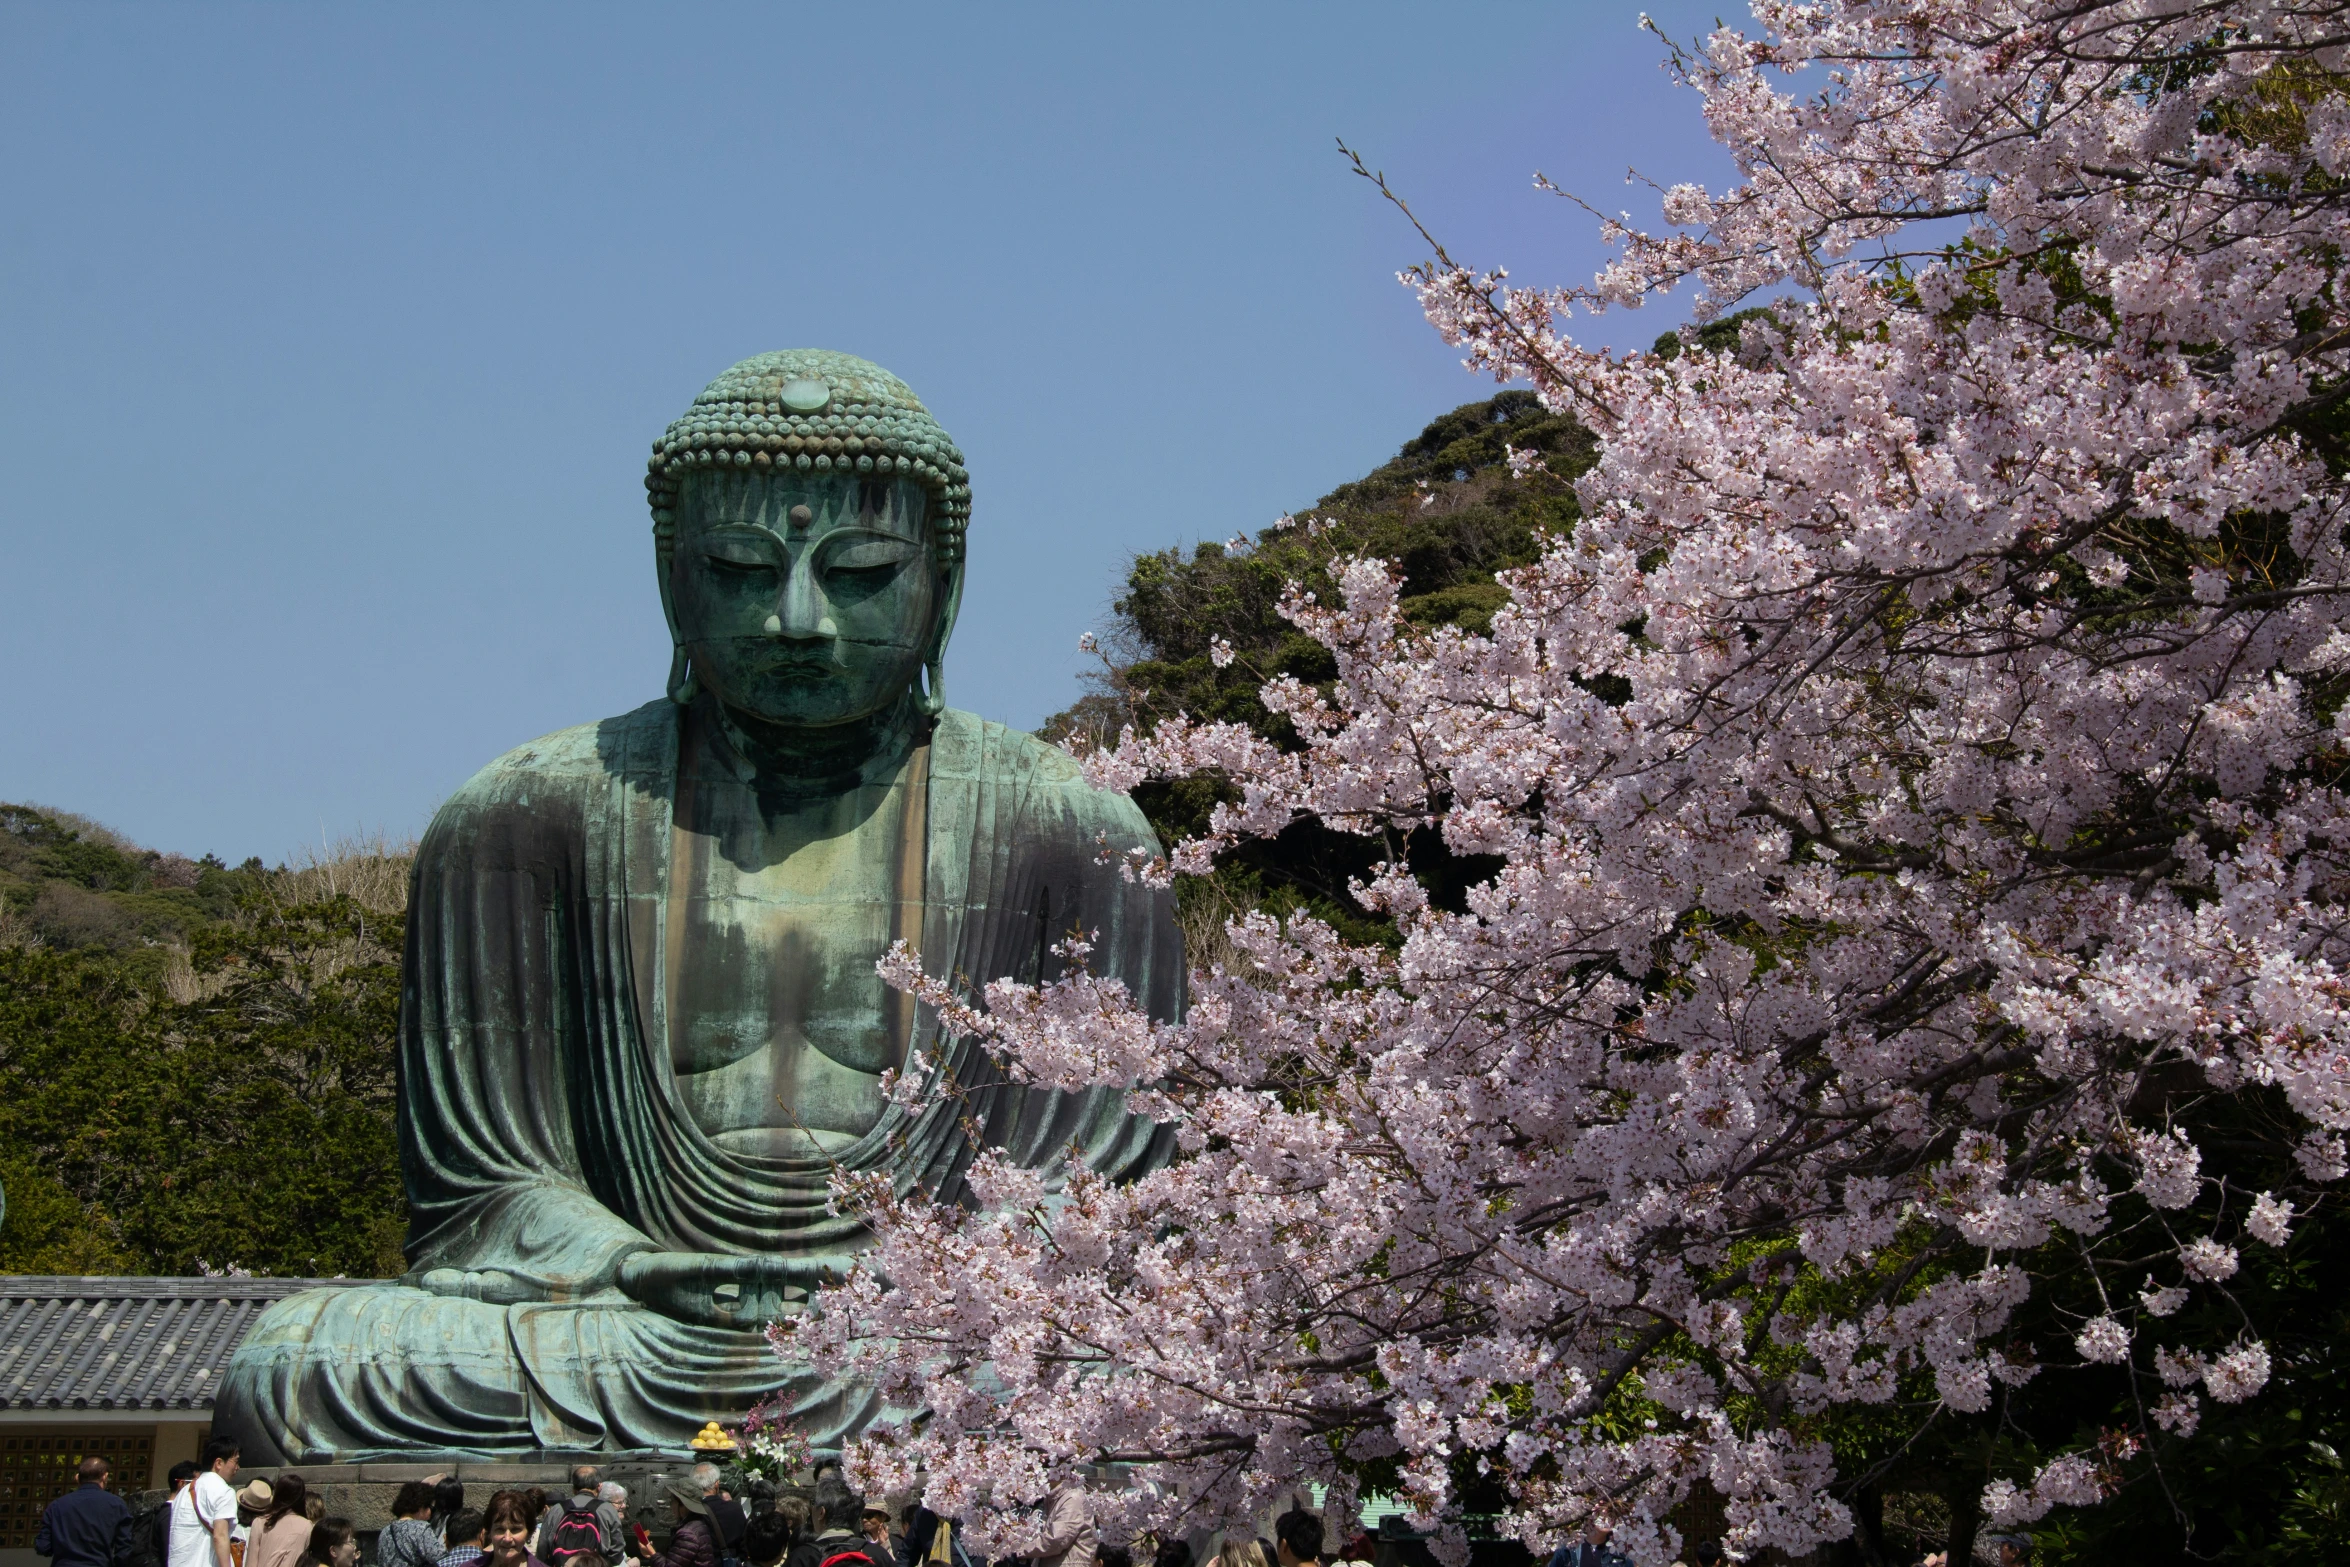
[729,1393,812,1485]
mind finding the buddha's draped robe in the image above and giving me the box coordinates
[216,701,1178,1460]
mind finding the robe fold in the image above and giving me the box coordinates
[217,701,1179,1461]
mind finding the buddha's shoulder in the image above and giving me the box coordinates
[430,701,676,827]
[934,708,1156,844]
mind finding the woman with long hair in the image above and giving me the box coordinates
[296,1519,357,1567]
[432,1481,468,1546]
[245,1477,313,1567]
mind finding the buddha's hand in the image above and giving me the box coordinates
[614,1250,841,1328]
[415,1267,545,1305]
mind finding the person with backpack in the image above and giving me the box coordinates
[33,1455,130,1567]
[126,1463,201,1567]
[541,1473,621,1567]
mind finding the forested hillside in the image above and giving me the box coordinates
[0,806,410,1276]
[1042,387,1594,958]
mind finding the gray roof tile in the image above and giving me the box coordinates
[0,1276,353,1411]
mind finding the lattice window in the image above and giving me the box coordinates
[0,1431,156,1550]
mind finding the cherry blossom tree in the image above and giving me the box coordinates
[780,3,2350,1561]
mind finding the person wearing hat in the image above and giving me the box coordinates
[630,1481,718,1567]
[857,1506,901,1567]
[245,1478,313,1567]
[235,1481,274,1550]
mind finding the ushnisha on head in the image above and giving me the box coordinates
[647,350,969,729]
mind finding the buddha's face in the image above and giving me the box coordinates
[670,470,945,728]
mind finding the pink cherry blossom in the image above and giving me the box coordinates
[2248,1192,2297,1246]
[2205,1343,2274,1404]
[783,1,2350,1558]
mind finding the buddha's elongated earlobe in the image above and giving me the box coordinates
[657,522,699,706]
[917,653,947,718]
[917,560,966,721]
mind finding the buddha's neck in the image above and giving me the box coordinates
[700,691,926,795]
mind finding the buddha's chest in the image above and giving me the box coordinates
[660,768,923,1153]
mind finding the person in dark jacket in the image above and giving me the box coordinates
[785,1484,861,1567]
[1542,1523,1627,1567]
[898,1508,978,1567]
[36,1457,131,1567]
[858,1507,895,1567]
[631,1484,718,1567]
[689,1466,745,1565]
[742,1517,792,1567]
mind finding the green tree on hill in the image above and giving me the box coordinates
[0,805,409,1276]
[1043,389,1592,953]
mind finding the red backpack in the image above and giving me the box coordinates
[549,1504,606,1565]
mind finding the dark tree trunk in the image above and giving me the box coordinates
[1945,1477,1981,1567]
[1848,1485,1887,1567]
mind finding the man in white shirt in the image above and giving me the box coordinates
[167,1437,240,1567]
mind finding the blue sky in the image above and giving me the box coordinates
[0,1,1735,861]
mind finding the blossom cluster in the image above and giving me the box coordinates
[779,3,2350,1562]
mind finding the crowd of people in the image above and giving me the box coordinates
[28,1438,357,1567]
[25,1436,2025,1567]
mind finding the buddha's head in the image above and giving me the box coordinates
[645,351,971,731]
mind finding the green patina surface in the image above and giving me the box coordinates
[215,353,1180,1461]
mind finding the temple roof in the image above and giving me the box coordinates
[0,1276,351,1412]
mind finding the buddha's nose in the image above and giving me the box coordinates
[764,555,838,641]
